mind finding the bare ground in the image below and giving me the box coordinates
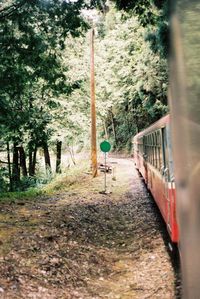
[0,158,181,299]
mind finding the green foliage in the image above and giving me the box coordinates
[0,167,9,192]
[94,8,168,150]
[0,0,169,192]
[0,0,89,191]
[0,159,88,202]
[111,0,170,58]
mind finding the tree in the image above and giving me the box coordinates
[93,7,168,149]
[0,0,88,190]
[111,0,170,58]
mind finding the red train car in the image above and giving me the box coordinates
[133,114,178,243]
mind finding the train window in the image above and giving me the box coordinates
[149,135,151,163]
[147,135,149,162]
[156,131,160,170]
[152,133,154,166]
[146,136,148,159]
[162,127,169,170]
[138,138,140,154]
[158,131,163,171]
[145,136,147,161]
[143,130,164,171]
[144,136,146,159]
[157,131,159,170]
[143,136,146,158]
[148,135,150,163]
[147,130,162,171]
[157,132,160,169]
[151,134,153,164]
[160,133,162,169]
[154,132,157,169]
[149,134,153,165]
[138,137,143,155]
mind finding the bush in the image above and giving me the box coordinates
[0,167,9,192]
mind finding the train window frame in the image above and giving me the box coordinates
[161,127,169,172]
[152,133,154,166]
[147,135,149,162]
[138,137,143,156]
[154,132,157,169]
[150,134,153,164]
[144,130,163,171]
[156,131,160,170]
[159,129,163,172]
[150,134,152,164]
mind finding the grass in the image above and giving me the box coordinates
[42,160,89,194]
[0,160,90,203]
[0,188,43,202]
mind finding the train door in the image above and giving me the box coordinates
[161,127,171,231]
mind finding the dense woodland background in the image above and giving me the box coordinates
[0,0,169,192]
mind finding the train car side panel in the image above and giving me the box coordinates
[147,165,168,223]
[133,114,179,243]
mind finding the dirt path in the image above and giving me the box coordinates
[0,158,180,299]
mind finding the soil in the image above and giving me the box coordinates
[0,158,181,299]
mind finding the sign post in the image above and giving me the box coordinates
[100,140,111,194]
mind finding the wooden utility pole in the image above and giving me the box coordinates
[90,28,98,177]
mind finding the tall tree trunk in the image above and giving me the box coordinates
[111,111,117,146]
[29,145,37,176]
[19,146,27,177]
[28,146,33,176]
[43,142,51,173]
[7,141,13,191]
[12,143,20,186]
[104,120,109,140]
[71,143,75,164]
[56,141,62,173]
[32,146,37,176]
[67,146,76,165]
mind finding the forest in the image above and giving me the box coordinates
[0,0,169,193]
[0,1,182,298]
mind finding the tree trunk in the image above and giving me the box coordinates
[71,142,76,165]
[32,146,37,176]
[43,142,51,173]
[104,120,109,140]
[56,141,62,173]
[28,146,33,176]
[7,141,13,191]
[12,143,20,186]
[67,146,76,165]
[19,146,27,177]
[29,143,37,176]
[111,111,117,146]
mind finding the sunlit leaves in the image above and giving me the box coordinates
[93,7,168,148]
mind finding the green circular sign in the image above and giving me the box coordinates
[100,140,111,153]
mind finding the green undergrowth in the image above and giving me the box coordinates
[42,161,89,194]
[0,188,43,202]
[0,161,89,203]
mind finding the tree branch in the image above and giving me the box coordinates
[0,160,12,165]
[0,0,27,20]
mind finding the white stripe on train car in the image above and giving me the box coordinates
[168,182,176,189]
